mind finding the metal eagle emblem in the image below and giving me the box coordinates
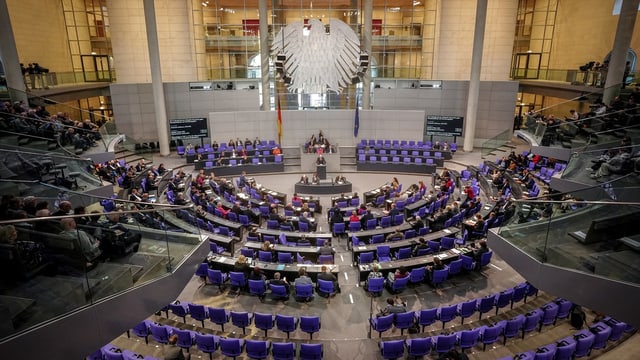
[272,18,361,94]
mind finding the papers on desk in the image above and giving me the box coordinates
[451,248,461,254]
[443,229,452,234]
[358,246,367,250]
[276,264,285,270]
[437,254,448,259]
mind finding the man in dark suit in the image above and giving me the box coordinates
[317,265,340,294]
[360,209,374,228]
[270,272,290,295]
[388,203,400,219]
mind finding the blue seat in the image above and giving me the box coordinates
[503,314,525,345]
[295,283,314,302]
[300,316,321,339]
[219,338,245,360]
[194,333,219,360]
[207,306,229,331]
[457,328,481,352]
[415,307,438,331]
[270,284,290,301]
[229,271,247,291]
[409,267,426,284]
[128,320,152,344]
[248,280,267,301]
[495,288,514,315]
[318,254,333,264]
[380,339,405,359]
[245,339,271,360]
[206,269,228,292]
[272,342,296,360]
[258,250,273,262]
[149,322,172,344]
[230,311,253,335]
[574,330,595,357]
[522,309,542,339]
[438,304,458,329]
[433,333,457,354]
[333,222,345,237]
[511,282,529,308]
[477,294,497,320]
[253,312,275,337]
[169,302,189,323]
[370,314,394,338]
[275,314,299,338]
[448,258,463,277]
[349,221,361,232]
[481,321,506,351]
[188,303,208,327]
[380,216,391,228]
[277,252,293,264]
[405,337,432,358]
[173,328,195,353]
[366,218,378,230]
[358,251,374,264]
[366,277,384,296]
[431,267,448,287]
[539,302,559,331]
[554,338,577,360]
[555,298,573,321]
[370,234,384,244]
[317,279,337,299]
[457,299,477,324]
[240,248,255,259]
[299,343,323,360]
[394,311,415,335]
[395,247,412,260]
[376,245,391,262]
[386,276,410,294]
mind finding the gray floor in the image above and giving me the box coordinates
[102,141,637,359]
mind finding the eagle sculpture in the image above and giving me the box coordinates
[272,18,361,94]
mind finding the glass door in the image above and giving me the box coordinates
[512,52,541,79]
[81,55,112,82]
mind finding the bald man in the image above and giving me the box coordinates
[59,217,102,265]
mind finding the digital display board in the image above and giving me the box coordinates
[425,115,464,137]
[169,118,208,140]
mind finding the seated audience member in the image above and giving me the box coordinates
[311,172,320,184]
[387,266,409,284]
[270,272,290,294]
[348,210,360,223]
[365,263,384,291]
[317,265,340,294]
[413,238,429,256]
[299,174,309,184]
[233,255,251,276]
[386,228,404,241]
[319,241,335,256]
[164,334,190,360]
[590,150,632,180]
[412,215,426,232]
[59,217,102,268]
[379,297,407,316]
[0,225,47,274]
[294,267,313,286]
[360,209,374,227]
[426,257,445,281]
[472,239,490,261]
[249,266,267,281]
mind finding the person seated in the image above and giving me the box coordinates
[590,150,632,180]
[247,226,262,241]
[249,266,267,281]
[348,210,360,223]
[472,239,490,261]
[311,172,320,184]
[294,267,313,287]
[359,209,374,228]
[387,203,400,219]
[317,265,340,295]
[298,211,316,231]
[319,241,335,256]
[233,255,251,277]
[270,272,290,295]
[386,266,409,285]
[378,297,407,316]
[412,215,426,232]
[426,257,445,281]
[365,263,384,291]
[386,228,404,241]
[413,237,429,256]
[59,217,102,268]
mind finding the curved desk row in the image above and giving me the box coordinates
[206,253,338,283]
[199,211,245,239]
[357,148,452,160]
[357,247,472,282]
[357,162,436,174]
[208,233,241,255]
[349,227,461,263]
[198,162,285,177]
[243,242,325,263]
[256,228,333,247]
[347,221,414,243]
[294,181,353,195]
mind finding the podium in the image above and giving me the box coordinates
[316,164,326,180]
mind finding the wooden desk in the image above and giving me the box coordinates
[363,184,391,205]
[347,221,413,243]
[208,233,240,255]
[349,227,461,264]
[243,242,322,263]
[206,253,339,282]
[357,247,472,282]
[256,228,333,246]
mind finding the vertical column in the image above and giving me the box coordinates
[259,0,271,110]
[143,0,170,156]
[362,0,373,109]
[463,0,488,152]
[0,0,28,103]
[603,0,639,105]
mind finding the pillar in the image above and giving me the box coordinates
[259,0,270,110]
[603,0,640,105]
[463,0,488,152]
[0,0,28,103]
[143,0,170,156]
[362,0,373,109]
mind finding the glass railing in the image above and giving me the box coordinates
[496,199,640,286]
[0,191,198,341]
[481,128,513,159]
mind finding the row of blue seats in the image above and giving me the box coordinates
[371,282,538,337]
[88,343,158,360]
[357,139,457,152]
[498,317,635,360]
[125,319,323,359]
[377,297,583,359]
